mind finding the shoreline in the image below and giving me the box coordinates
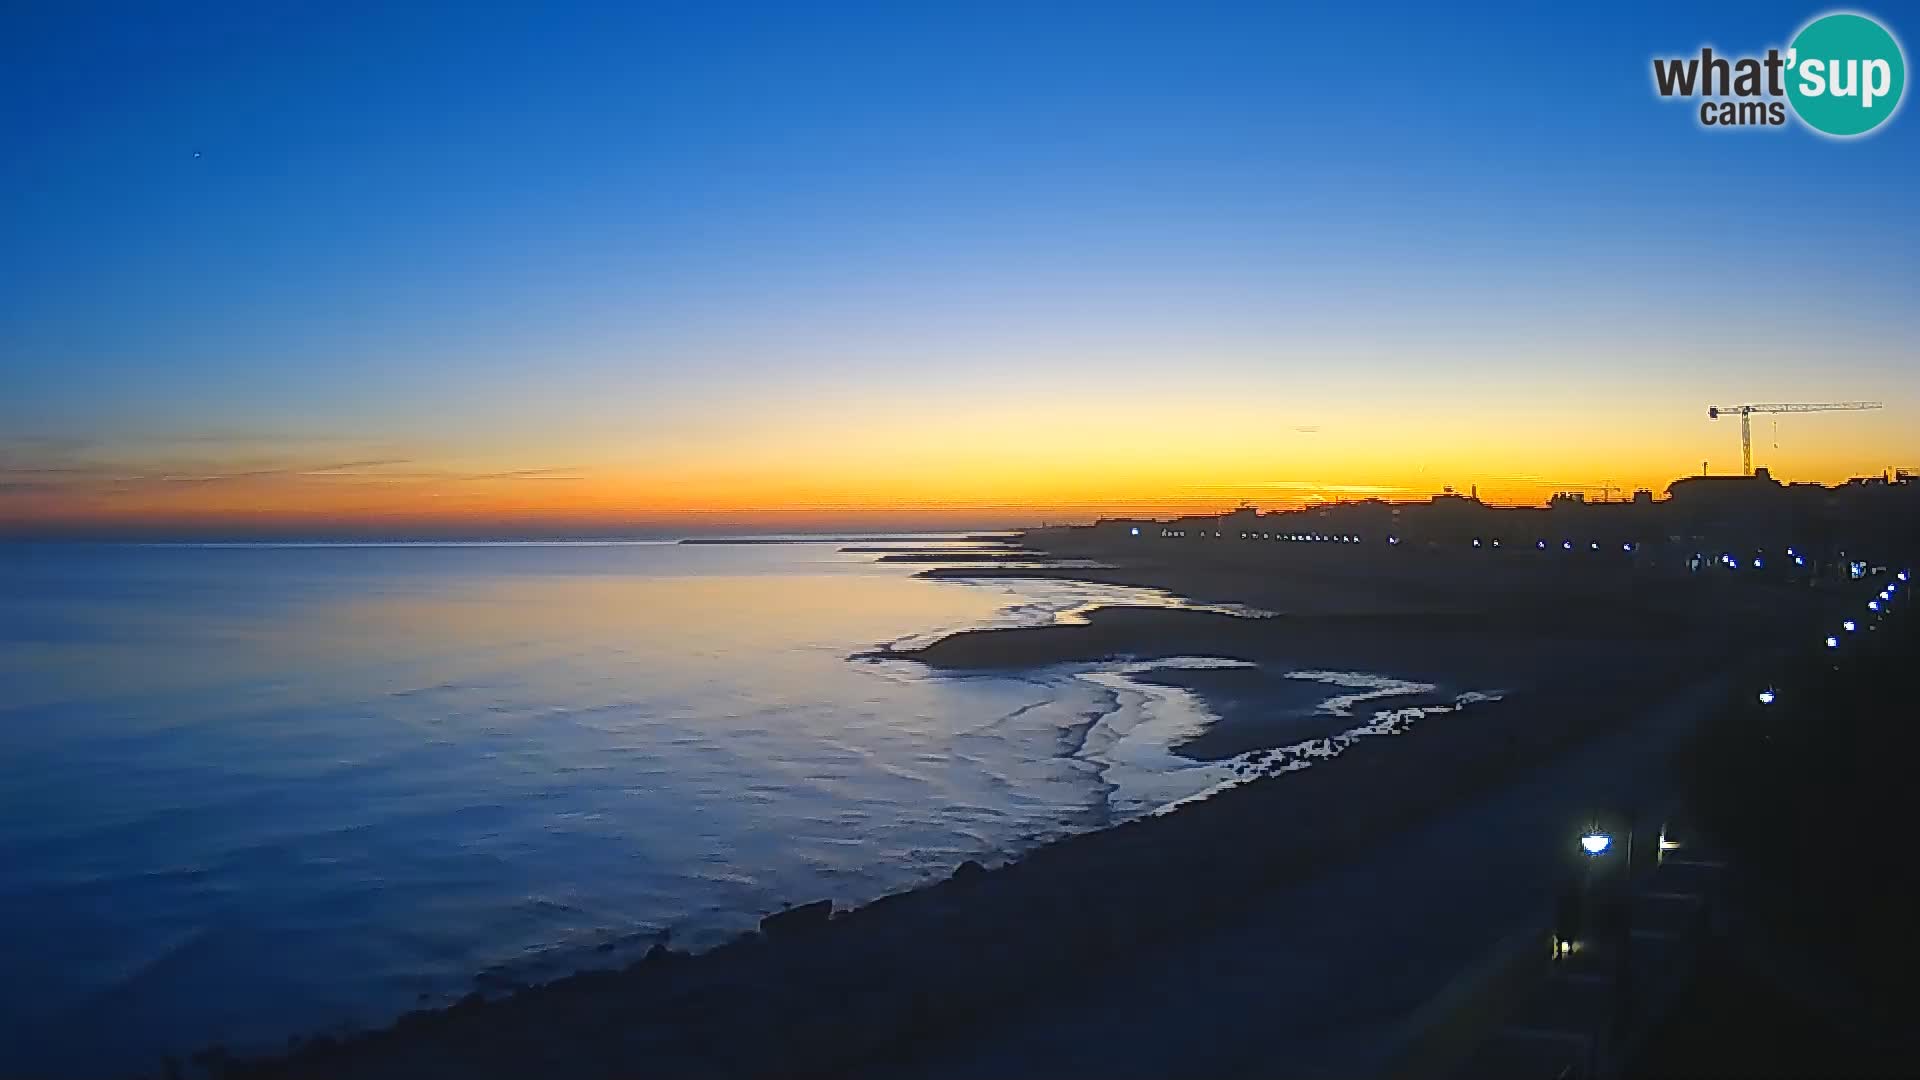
[224,673,1709,1080]
[211,537,1763,1080]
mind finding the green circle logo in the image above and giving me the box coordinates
[1786,13,1906,136]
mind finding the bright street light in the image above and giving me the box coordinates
[1844,620,1857,632]
[1758,689,1777,705]
[1580,833,1612,856]
[1827,636,1840,648]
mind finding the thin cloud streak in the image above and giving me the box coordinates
[1249,481,1411,495]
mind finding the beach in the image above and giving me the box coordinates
[3,538,1236,1077]
[13,5,1914,1075]
[214,531,1802,1080]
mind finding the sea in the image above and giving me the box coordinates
[0,538,1445,1076]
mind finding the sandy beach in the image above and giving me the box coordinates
[205,531,1809,1080]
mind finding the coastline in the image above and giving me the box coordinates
[222,678,1711,1080]
[209,533,1771,1080]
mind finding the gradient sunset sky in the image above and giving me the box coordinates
[2,1,1915,535]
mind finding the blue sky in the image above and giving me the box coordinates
[1,1,1914,530]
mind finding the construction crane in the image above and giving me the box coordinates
[1707,401,1882,476]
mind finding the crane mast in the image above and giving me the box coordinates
[1706,402,1882,476]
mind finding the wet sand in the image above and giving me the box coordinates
[1137,663,1469,761]
[221,672,1706,1080]
[212,535,1800,1080]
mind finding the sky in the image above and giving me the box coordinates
[1,1,1915,536]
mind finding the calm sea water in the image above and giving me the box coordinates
[0,539,1301,1076]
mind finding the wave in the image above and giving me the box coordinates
[1060,660,1505,821]
[1153,679,1509,817]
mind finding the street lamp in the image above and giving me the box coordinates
[1844,620,1858,632]
[1579,819,1636,891]
[1758,688,1777,706]
[1827,636,1840,648]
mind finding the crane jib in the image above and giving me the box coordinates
[1706,402,1884,476]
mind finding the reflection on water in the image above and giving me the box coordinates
[1,541,1207,1073]
[0,540,1438,1076]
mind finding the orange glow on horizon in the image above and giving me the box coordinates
[5,395,1907,534]
[3,461,1899,535]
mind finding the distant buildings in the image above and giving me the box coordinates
[1084,471,1919,572]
